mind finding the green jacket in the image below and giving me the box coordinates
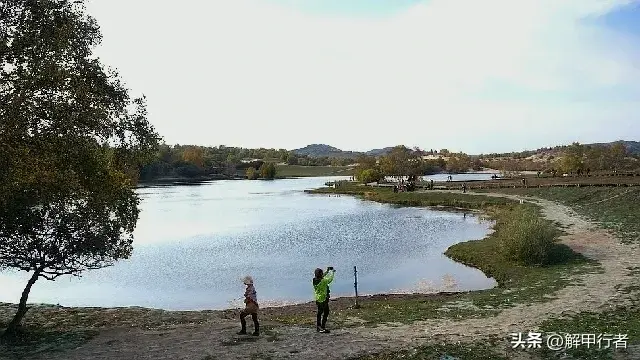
[313,269,335,303]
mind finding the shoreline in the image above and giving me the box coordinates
[1,185,500,319]
[4,184,634,360]
[135,169,499,188]
[0,290,477,314]
[136,174,353,187]
[0,203,494,313]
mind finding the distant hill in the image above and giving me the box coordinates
[292,141,639,160]
[479,140,640,158]
[365,147,395,156]
[292,144,395,158]
[292,144,361,158]
[589,141,640,156]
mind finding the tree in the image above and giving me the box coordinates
[559,142,584,173]
[182,146,205,168]
[380,146,414,177]
[286,153,299,165]
[357,168,384,183]
[246,167,258,180]
[446,153,472,173]
[0,0,160,338]
[259,162,277,179]
[609,142,628,171]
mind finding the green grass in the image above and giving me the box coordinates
[0,327,99,359]
[475,186,640,359]
[536,306,640,359]
[303,184,596,327]
[275,165,355,177]
[0,304,223,358]
[308,183,511,209]
[476,187,640,244]
[354,343,509,360]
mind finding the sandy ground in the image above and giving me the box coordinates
[16,192,640,360]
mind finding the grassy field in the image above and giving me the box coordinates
[426,174,640,190]
[477,187,640,244]
[308,184,510,209]
[275,165,355,177]
[475,186,640,360]
[351,340,510,360]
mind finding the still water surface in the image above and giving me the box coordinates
[421,172,498,182]
[0,177,496,310]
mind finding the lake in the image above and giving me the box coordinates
[421,172,498,182]
[0,176,496,311]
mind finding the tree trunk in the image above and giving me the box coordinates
[2,269,41,338]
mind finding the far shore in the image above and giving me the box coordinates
[136,168,502,188]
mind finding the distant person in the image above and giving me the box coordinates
[313,266,336,333]
[462,182,467,193]
[521,178,526,188]
[430,179,434,190]
[237,276,259,336]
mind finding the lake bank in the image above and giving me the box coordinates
[137,165,358,186]
[136,168,502,188]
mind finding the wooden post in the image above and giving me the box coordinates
[353,266,360,309]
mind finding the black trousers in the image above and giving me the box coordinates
[240,308,259,332]
[316,300,329,328]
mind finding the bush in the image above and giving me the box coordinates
[174,163,204,178]
[497,206,558,265]
[357,168,384,183]
[246,167,258,180]
[259,162,277,179]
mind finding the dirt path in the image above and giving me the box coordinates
[30,193,639,360]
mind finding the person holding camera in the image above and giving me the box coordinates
[313,266,336,333]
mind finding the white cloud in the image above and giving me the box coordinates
[86,0,640,153]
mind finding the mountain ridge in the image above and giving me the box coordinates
[292,141,640,158]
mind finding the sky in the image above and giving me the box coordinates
[84,0,640,154]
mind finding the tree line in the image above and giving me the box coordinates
[480,142,639,174]
[352,142,640,184]
[352,146,478,183]
[138,144,357,181]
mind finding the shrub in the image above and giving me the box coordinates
[498,206,558,265]
[259,162,277,179]
[246,167,258,180]
[357,168,384,183]
[174,163,204,178]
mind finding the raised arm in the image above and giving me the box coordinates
[322,269,335,285]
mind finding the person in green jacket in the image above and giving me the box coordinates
[313,266,336,333]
